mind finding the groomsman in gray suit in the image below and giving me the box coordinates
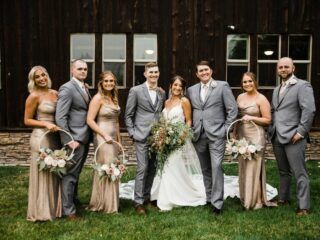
[269,57,315,216]
[55,59,92,220]
[125,62,165,215]
[187,60,238,215]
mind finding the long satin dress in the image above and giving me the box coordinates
[88,104,120,213]
[237,102,273,210]
[27,100,62,221]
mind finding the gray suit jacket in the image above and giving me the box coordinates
[269,76,315,144]
[125,83,165,142]
[187,79,238,142]
[55,79,92,145]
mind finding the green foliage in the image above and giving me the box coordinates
[0,161,319,240]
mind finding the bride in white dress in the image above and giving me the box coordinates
[120,76,277,211]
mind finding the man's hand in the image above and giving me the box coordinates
[291,133,302,144]
[68,141,80,149]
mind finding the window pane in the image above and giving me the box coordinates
[227,35,249,60]
[257,63,277,86]
[227,65,248,87]
[134,65,146,86]
[103,35,126,60]
[84,62,94,87]
[289,35,310,60]
[71,34,95,60]
[294,63,308,80]
[103,62,125,86]
[134,35,157,61]
[258,35,279,60]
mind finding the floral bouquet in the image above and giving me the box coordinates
[226,138,262,161]
[92,140,127,182]
[93,158,127,182]
[226,119,263,161]
[37,147,75,177]
[148,117,193,174]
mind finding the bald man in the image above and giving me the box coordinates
[269,57,315,216]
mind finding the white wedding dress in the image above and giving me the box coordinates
[120,104,278,211]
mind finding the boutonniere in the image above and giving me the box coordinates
[289,79,297,85]
[210,80,217,88]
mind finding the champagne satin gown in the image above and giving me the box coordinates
[237,102,273,210]
[27,100,62,221]
[88,104,120,213]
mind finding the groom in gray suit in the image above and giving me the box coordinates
[55,59,92,220]
[125,62,165,215]
[269,57,315,216]
[187,60,237,215]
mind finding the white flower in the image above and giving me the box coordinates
[232,146,239,153]
[113,168,121,177]
[248,145,257,153]
[52,159,58,167]
[256,144,262,151]
[57,159,66,168]
[101,164,109,171]
[44,156,53,166]
[238,146,247,155]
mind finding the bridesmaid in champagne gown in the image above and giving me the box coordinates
[24,66,62,221]
[236,72,277,210]
[87,71,121,213]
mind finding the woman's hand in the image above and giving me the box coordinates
[45,122,59,132]
[241,114,255,122]
[103,134,113,144]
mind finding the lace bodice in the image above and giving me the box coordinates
[162,104,185,123]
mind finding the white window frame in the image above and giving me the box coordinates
[226,34,250,89]
[70,34,95,88]
[288,34,312,82]
[102,34,126,89]
[133,34,158,86]
[257,34,281,88]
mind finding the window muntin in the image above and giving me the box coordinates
[70,34,95,87]
[102,34,126,88]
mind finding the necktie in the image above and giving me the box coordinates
[201,84,208,102]
[149,86,158,91]
[82,85,89,102]
[279,82,287,96]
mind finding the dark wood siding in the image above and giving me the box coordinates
[0,0,319,129]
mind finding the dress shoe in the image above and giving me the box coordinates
[66,214,81,221]
[212,206,222,215]
[206,201,211,206]
[145,200,159,210]
[135,205,146,215]
[277,200,290,206]
[296,209,310,216]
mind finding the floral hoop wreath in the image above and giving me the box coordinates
[38,129,75,177]
[93,140,127,181]
[226,119,263,161]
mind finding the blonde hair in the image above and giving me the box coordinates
[241,72,258,90]
[98,71,118,105]
[145,62,158,71]
[27,66,52,93]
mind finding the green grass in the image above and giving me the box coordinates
[0,161,319,240]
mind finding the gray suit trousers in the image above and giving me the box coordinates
[61,143,89,215]
[272,134,310,209]
[193,132,225,209]
[134,141,157,206]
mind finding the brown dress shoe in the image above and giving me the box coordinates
[135,205,146,215]
[296,209,310,216]
[67,214,81,221]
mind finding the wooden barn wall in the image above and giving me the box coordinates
[0,0,319,129]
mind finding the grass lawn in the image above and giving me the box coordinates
[0,160,319,240]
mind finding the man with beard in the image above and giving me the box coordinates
[269,57,315,216]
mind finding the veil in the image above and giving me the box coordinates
[181,140,203,176]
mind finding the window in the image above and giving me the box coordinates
[226,35,250,87]
[70,34,95,87]
[102,34,126,88]
[289,35,312,81]
[133,34,158,85]
[257,35,280,87]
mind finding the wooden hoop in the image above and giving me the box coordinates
[226,119,261,143]
[93,140,125,165]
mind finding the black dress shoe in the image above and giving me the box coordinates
[277,200,290,206]
[212,206,222,215]
[206,201,211,206]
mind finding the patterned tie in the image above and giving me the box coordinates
[82,85,89,102]
[201,84,208,102]
[279,81,287,96]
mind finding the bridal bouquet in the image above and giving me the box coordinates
[93,158,127,182]
[226,138,262,161]
[148,117,193,174]
[37,147,75,177]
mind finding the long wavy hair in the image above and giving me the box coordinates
[98,71,118,105]
[169,75,187,98]
[27,66,52,93]
[241,72,258,91]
